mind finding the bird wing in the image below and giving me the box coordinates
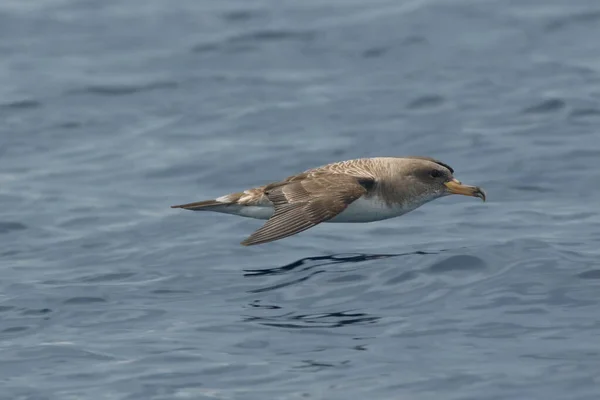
[240,173,372,246]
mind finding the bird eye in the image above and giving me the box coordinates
[430,169,442,178]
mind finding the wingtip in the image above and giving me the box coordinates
[241,235,264,246]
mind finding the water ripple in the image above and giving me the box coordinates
[68,81,179,97]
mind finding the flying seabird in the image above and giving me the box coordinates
[171,157,486,246]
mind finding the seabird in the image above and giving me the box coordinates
[171,157,486,246]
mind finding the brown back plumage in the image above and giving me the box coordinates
[240,172,372,246]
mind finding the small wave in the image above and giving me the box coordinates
[69,81,178,97]
[63,297,107,305]
[0,221,27,234]
[406,95,445,110]
[428,255,487,273]
[511,185,553,193]
[362,47,389,58]
[244,310,380,329]
[545,10,600,32]
[569,108,600,121]
[229,29,316,44]
[79,272,135,283]
[192,29,317,53]
[3,326,29,333]
[522,98,566,114]
[0,99,42,110]
[221,10,263,22]
[21,308,52,316]
[577,270,600,280]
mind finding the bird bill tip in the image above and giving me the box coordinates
[444,179,486,202]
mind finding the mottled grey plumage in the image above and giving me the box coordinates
[171,157,486,246]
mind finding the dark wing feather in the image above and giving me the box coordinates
[240,173,370,246]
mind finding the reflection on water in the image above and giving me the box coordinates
[244,251,439,277]
[242,251,444,329]
[243,309,381,329]
[243,251,441,294]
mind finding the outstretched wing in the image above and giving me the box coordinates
[241,173,372,246]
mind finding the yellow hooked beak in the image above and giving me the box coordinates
[444,178,486,201]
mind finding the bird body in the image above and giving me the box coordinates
[203,194,410,222]
[171,157,485,246]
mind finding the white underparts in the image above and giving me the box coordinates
[206,196,428,222]
[329,196,412,222]
[213,205,274,220]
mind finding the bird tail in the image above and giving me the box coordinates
[170,199,228,210]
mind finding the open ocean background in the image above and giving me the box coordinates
[2,0,600,399]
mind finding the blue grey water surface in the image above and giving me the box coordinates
[2,0,600,399]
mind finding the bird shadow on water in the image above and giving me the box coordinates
[241,250,447,329]
[244,250,444,282]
